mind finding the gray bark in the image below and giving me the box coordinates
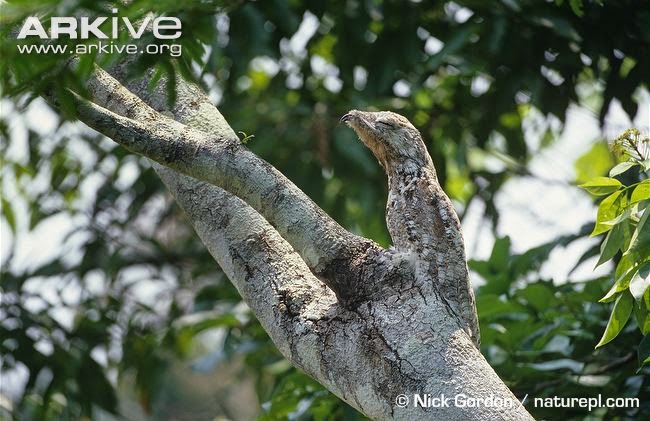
[49,64,534,420]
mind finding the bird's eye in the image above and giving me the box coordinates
[376,120,396,129]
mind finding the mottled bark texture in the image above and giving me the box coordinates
[55,65,534,420]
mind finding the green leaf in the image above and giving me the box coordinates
[476,294,525,320]
[626,206,650,259]
[600,265,637,303]
[580,177,622,196]
[609,161,636,177]
[641,158,650,171]
[635,289,650,335]
[630,262,650,302]
[616,252,636,279]
[575,142,615,184]
[568,0,584,17]
[596,291,634,348]
[620,218,636,253]
[630,180,650,204]
[1,197,16,233]
[489,236,511,273]
[596,223,625,266]
[471,237,513,296]
[517,282,558,311]
[638,333,650,368]
[599,207,634,228]
[591,191,626,236]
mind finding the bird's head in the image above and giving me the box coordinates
[340,110,430,171]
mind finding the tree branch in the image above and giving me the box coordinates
[156,165,339,360]
[76,64,351,374]
[69,66,390,305]
[89,71,374,276]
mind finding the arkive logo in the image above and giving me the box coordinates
[17,8,182,40]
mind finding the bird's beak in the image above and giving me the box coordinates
[340,112,354,124]
[340,110,373,128]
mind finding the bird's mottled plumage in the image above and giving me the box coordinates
[341,110,480,347]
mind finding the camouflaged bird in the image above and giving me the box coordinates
[341,110,480,347]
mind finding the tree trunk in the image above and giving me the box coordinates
[44,62,534,420]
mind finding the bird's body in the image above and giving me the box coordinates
[341,110,480,347]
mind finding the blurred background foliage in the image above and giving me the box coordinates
[1,0,649,419]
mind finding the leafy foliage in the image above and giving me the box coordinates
[1,0,649,419]
[579,130,650,364]
[473,235,648,420]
